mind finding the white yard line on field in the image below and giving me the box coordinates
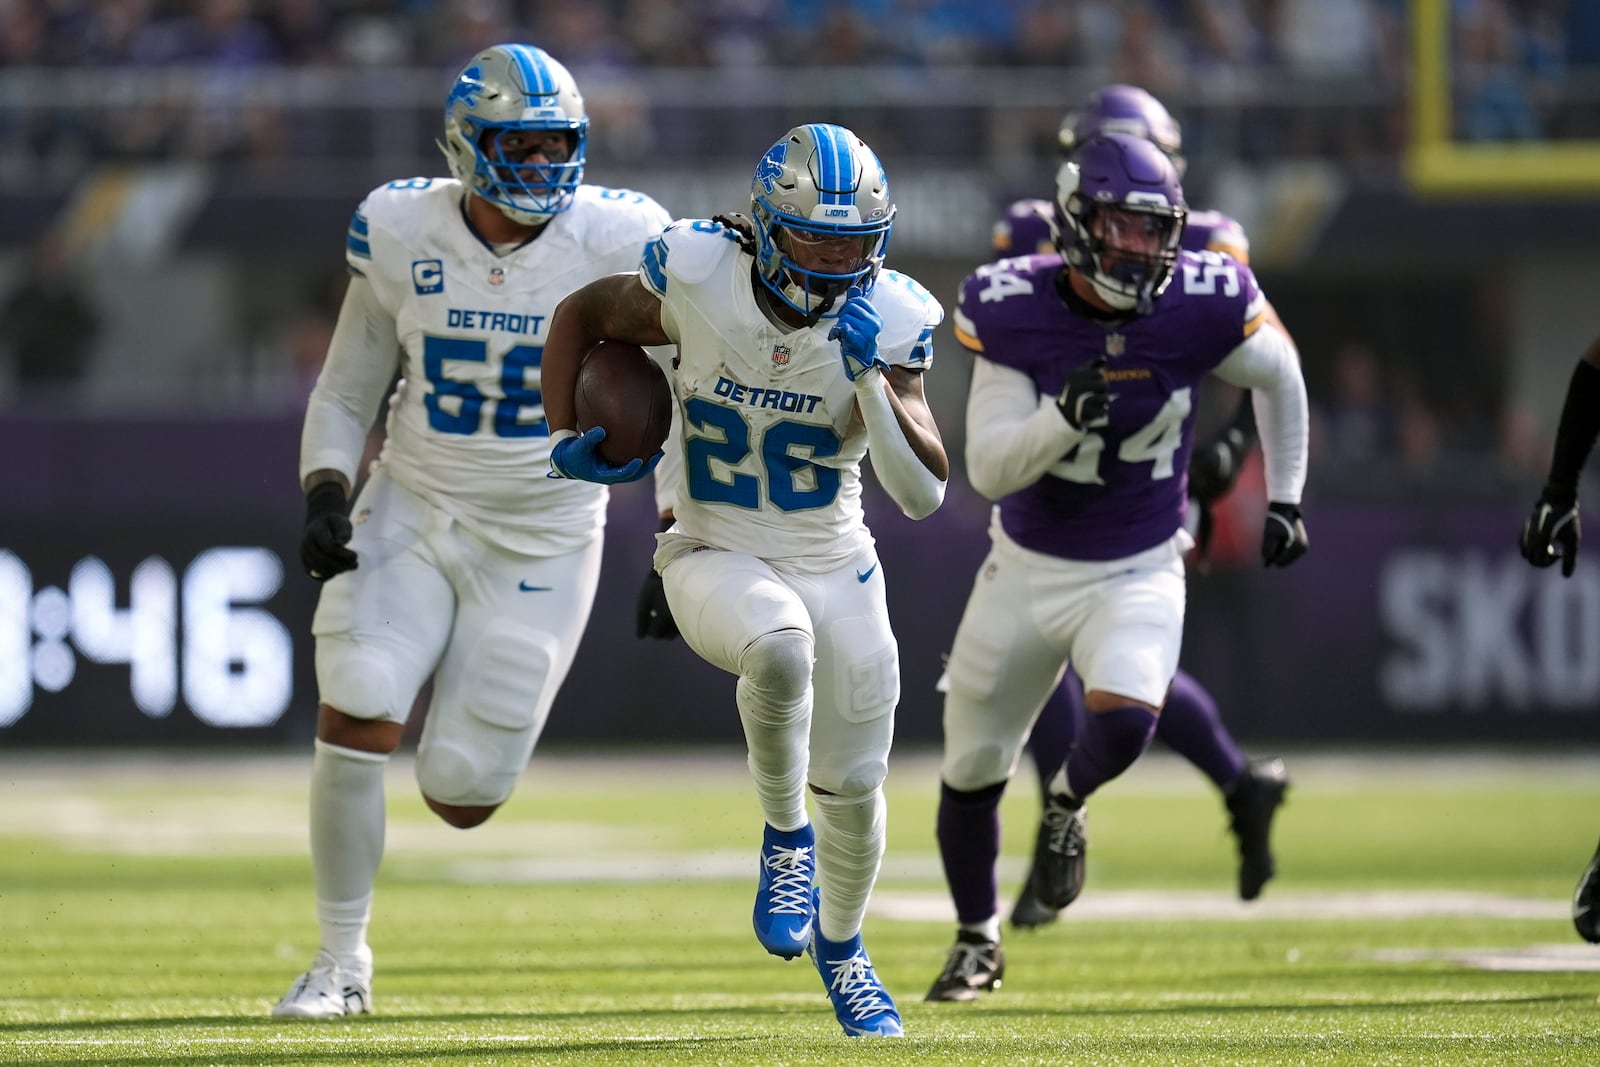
[868,887,1568,923]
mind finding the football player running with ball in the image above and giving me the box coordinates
[1517,331,1600,944]
[274,44,671,1019]
[926,131,1309,1003]
[540,124,947,1037]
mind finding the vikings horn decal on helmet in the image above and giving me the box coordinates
[1058,84,1185,177]
[439,43,588,225]
[749,123,895,322]
[1054,132,1187,315]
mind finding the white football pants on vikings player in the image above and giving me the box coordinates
[660,546,900,798]
[312,468,601,807]
[940,518,1188,793]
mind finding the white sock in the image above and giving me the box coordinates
[736,630,813,832]
[812,788,885,943]
[310,739,388,963]
[961,917,1002,941]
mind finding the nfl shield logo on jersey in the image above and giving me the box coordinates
[1105,332,1126,358]
[488,267,505,286]
[771,343,791,368]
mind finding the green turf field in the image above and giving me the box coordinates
[3,748,1599,1066]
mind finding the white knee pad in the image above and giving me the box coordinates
[415,623,556,808]
[315,637,405,722]
[736,628,814,728]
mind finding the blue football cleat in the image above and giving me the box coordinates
[809,927,904,1037]
[753,823,815,959]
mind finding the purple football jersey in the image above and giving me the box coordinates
[993,199,1250,265]
[957,249,1264,561]
[992,199,1056,259]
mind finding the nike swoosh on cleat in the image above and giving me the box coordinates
[519,581,552,592]
[856,563,878,583]
[787,923,813,942]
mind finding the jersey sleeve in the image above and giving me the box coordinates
[1205,215,1251,264]
[951,259,1046,374]
[871,269,943,372]
[345,181,434,317]
[639,219,745,343]
[1175,251,1270,372]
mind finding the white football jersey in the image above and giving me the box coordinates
[641,221,943,573]
[350,178,670,555]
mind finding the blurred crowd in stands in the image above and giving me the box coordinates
[0,0,1587,82]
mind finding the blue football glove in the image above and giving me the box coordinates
[828,289,886,382]
[548,427,660,485]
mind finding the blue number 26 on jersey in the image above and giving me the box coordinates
[684,398,842,512]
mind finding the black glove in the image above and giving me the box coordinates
[635,570,679,640]
[1520,486,1580,577]
[635,516,679,640]
[1057,356,1111,431]
[1188,427,1250,505]
[1261,501,1308,568]
[300,482,358,582]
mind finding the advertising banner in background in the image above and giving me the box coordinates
[3,415,1596,747]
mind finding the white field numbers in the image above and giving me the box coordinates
[974,256,1228,485]
[0,547,293,729]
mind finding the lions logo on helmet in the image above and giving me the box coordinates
[438,43,588,226]
[1054,132,1186,315]
[748,123,895,322]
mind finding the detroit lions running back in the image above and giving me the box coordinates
[538,123,947,1037]
[273,43,671,1020]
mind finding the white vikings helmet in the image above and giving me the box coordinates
[749,123,895,321]
[438,43,587,226]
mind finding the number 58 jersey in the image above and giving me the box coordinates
[954,249,1266,562]
[350,177,671,555]
[642,220,943,574]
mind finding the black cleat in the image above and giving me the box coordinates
[1027,793,1087,912]
[1008,884,1060,930]
[924,930,1005,1002]
[1573,838,1600,944]
[1226,758,1290,902]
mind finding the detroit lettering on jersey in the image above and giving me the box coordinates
[956,249,1265,561]
[444,308,545,335]
[336,177,671,557]
[713,375,825,415]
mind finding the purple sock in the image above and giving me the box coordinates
[1064,704,1158,800]
[1027,673,1084,792]
[937,780,1006,925]
[1155,670,1248,791]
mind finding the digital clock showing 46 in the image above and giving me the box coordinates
[0,546,297,730]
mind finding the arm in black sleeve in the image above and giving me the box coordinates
[1545,348,1600,500]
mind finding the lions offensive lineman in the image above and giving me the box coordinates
[926,132,1309,1002]
[538,124,946,1037]
[273,44,671,1018]
[982,86,1294,941]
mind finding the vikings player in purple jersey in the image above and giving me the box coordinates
[990,87,1295,942]
[925,131,1309,1002]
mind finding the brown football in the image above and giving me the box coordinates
[573,339,673,467]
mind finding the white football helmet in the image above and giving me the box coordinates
[749,123,895,321]
[438,43,587,225]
